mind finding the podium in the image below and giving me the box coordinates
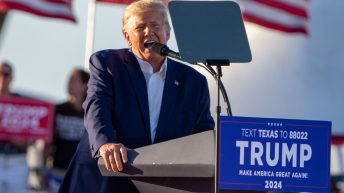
[98,131,264,193]
[98,131,214,193]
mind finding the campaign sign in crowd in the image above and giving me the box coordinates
[0,97,55,142]
[219,116,331,193]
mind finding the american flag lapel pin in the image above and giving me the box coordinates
[174,80,179,86]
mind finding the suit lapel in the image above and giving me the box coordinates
[155,59,181,142]
[123,51,152,143]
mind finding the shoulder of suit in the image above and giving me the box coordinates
[91,48,130,58]
[168,58,206,80]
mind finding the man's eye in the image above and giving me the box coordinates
[135,26,145,31]
[152,24,161,29]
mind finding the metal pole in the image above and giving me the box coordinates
[84,0,97,70]
[214,64,222,193]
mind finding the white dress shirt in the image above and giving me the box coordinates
[135,56,167,143]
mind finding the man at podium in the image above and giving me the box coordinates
[58,0,214,192]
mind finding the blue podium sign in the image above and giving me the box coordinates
[219,116,331,193]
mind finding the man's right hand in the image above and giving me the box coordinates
[99,143,128,172]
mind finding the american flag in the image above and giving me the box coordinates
[97,0,309,35]
[0,0,76,22]
[236,0,309,34]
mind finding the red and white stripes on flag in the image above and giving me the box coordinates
[236,0,309,34]
[96,0,310,34]
[0,0,76,22]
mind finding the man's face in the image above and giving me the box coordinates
[124,10,170,63]
[68,70,87,97]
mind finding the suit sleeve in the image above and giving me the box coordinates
[195,76,215,132]
[83,52,117,158]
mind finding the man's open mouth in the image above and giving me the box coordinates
[143,40,156,48]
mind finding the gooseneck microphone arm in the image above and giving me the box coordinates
[151,42,182,60]
[151,42,232,116]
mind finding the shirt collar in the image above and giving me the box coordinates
[134,54,168,79]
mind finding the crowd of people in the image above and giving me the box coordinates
[0,60,90,193]
[0,61,30,193]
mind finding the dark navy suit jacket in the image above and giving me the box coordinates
[59,49,214,193]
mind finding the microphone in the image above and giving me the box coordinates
[151,42,181,60]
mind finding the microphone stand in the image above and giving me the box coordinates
[196,62,232,116]
[205,59,230,193]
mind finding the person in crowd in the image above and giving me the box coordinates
[0,60,30,193]
[0,61,17,97]
[58,0,214,192]
[45,68,89,193]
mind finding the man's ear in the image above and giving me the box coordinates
[123,31,131,47]
[166,30,171,41]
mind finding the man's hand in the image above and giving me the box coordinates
[99,143,128,172]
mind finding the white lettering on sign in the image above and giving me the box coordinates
[241,128,257,137]
[0,103,48,134]
[258,129,278,138]
[236,141,312,168]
